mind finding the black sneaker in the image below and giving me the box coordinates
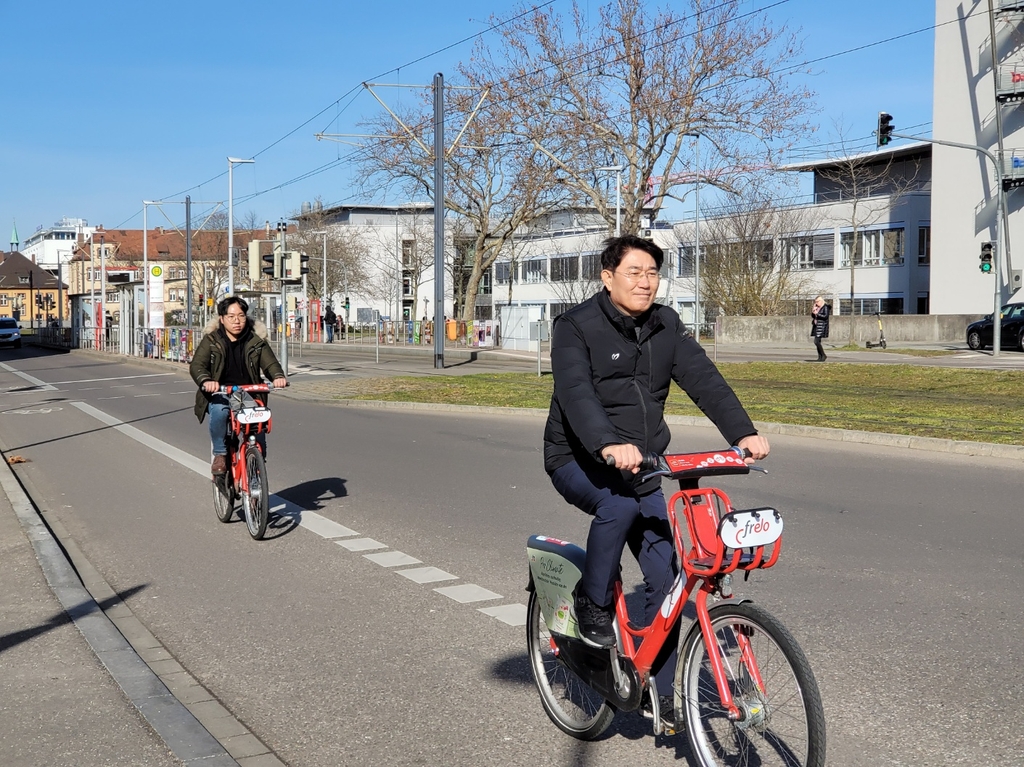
[640,694,678,731]
[573,590,616,648]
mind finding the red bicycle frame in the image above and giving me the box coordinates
[219,384,273,495]
[609,454,782,721]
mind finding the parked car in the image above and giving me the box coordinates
[966,302,1024,351]
[0,317,22,348]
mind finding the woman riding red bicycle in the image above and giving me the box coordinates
[190,296,287,476]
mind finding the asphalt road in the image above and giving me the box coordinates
[1,345,1021,766]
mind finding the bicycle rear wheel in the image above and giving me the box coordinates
[212,472,235,523]
[242,444,270,540]
[526,590,615,740]
[678,602,825,767]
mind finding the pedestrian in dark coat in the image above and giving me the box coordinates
[811,296,830,362]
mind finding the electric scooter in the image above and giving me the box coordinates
[865,311,887,349]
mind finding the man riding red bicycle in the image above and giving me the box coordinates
[544,234,769,724]
[190,296,287,476]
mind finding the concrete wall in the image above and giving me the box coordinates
[717,314,980,344]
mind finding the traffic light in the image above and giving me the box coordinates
[262,246,280,279]
[248,241,262,279]
[980,241,994,273]
[344,296,350,311]
[283,251,310,280]
[876,112,894,148]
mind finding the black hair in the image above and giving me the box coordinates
[217,295,249,316]
[599,234,664,271]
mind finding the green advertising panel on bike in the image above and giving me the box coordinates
[526,446,825,767]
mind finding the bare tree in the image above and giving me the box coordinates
[542,234,606,311]
[682,184,825,316]
[812,128,923,338]
[355,78,564,321]
[291,203,370,311]
[468,0,813,236]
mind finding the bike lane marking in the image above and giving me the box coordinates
[0,362,58,391]
[67,400,528,627]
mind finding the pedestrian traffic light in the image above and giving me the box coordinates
[344,296,350,311]
[876,112,894,148]
[980,241,994,273]
[299,251,310,275]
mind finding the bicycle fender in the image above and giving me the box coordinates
[679,597,755,649]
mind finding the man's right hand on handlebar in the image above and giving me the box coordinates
[600,443,644,473]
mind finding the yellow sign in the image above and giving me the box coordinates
[151,265,163,277]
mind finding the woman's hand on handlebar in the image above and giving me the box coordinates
[736,434,770,464]
[272,377,288,389]
[601,444,644,474]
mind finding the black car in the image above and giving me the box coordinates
[966,302,1024,351]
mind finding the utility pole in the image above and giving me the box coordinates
[433,72,445,369]
[277,221,288,373]
[185,196,192,332]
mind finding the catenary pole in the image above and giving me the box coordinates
[433,72,445,369]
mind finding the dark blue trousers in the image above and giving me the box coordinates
[550,459,679,692]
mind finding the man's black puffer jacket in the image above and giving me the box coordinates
[543,289,757,493]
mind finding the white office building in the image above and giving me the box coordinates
[21,217,95,275]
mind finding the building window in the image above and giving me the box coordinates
[678,246,695,277]
[549,255,579,282]
[918,226,930,265]
[402,276,412,296]
[550,302,576,317]
[582,253,601,280]
[784,233,834,269]
[494,261,517,284]
[840,228,904,268]
[0,296,7,306]
[523,258,547,284]
[401,240,416,268]
[19,276,29,285]
[839,296,904,315]
[479,269,492,295]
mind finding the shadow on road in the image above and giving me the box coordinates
[0,583,148,656]
[275,477,348,509]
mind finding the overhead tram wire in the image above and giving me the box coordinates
[121,1,953,230]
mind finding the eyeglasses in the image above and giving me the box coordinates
[224,312,247,321]
[614,268,661,284]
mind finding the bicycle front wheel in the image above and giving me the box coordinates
[242,444,270,540]
[678,602,825,767]
[525,590,615,740]
[212,473,235,523]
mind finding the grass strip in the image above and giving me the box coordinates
[343,362,1024,445]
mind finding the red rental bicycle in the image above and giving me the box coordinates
[526,447,826,767]
[211,384,274,540]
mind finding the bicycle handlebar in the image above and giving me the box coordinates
[605,446,761,482]
[215,383,286,394]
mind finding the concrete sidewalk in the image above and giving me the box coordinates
[0,452,242,767]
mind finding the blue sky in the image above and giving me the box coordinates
[0,0,935,240]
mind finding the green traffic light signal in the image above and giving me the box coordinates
[980,242,994,273]
[876,112,894,148]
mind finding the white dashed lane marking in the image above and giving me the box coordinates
[335,538,387,552]
[64,399,529,628]
[398,567,459,584]
[364,551,422,567]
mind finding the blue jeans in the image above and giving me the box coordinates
[550,459,679,692]
[208,395,231,455]
[325,324,334,343]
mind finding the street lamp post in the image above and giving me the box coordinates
[597,165,624,236]
[227,157,254,297]
[684,132,701,342]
